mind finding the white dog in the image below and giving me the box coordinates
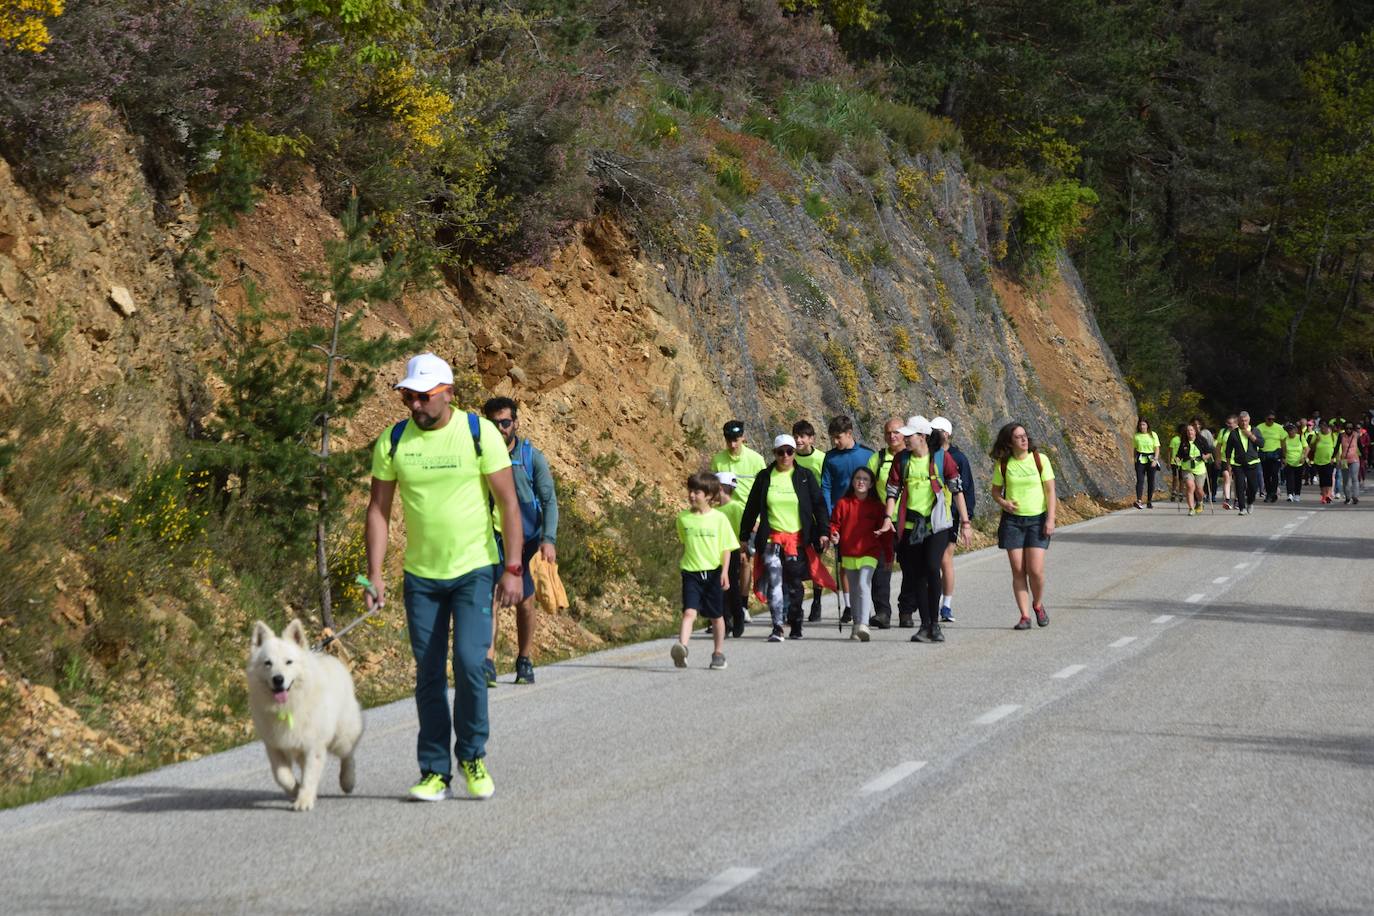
[246,619,364,811]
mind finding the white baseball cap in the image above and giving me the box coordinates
[930,416,953,434]
[715,471,740,488]
[772,434,798,451]
[898,415,932,436]
[394,352,454,391]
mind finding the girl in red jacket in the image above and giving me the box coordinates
[829,467,894,641]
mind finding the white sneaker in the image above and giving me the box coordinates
[857,624,871,642]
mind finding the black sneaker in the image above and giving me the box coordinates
[840,607,853,624]
[808,603,822,623]
[514,655,535,684]
[910,628,930,643]
[871,615,891,630]
[929,625,945,642]
[768,626,784,643]
[899,614,916,628]
[788,624,804,640]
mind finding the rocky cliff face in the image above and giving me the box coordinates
[0,115,1136,510]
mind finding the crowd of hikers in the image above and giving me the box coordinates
[1132,411,1370,514]
[673,414,1057,670]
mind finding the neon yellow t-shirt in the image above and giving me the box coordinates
[993,452,1056,517]
[1180,441,1205,476]
[717,497,744,540]
[711,447,767,506]
[869,448,902,520]
[903,454,937,522]
[841,555,878,571]
[1256,422,1285,452]
[795,447,826,482]
[767,467,801,533]
[1132,432,1158,462]
[1312,432,1338,465]
[677,508,739,572]
[1283,436,1306,467]
[1168,435,1182,466]
[371,413,511,580]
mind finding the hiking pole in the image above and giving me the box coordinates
[314,574,384,652]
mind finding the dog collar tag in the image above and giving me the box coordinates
[276,707,295,729]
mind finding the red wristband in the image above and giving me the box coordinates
[504,562,523,577]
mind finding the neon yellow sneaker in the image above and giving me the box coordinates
[460,758,495,800]
[408,771,449,802]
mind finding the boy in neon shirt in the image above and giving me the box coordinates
[673,472,738,669]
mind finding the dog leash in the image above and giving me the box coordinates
[312,575,384,652]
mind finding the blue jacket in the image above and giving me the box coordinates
[948,446,976,517]
[820,443,876,513]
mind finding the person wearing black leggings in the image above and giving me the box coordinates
[1225,412,1262,515]
[881,416,971,643]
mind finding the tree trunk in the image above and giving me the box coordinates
[1333,248,1363,336]
[315,299,344,632]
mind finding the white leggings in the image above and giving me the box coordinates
[845,565,875,626]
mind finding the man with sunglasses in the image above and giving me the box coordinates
[365,353,525,802]
[481,396,560,687]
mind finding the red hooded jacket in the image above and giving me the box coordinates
[829,494,894,564]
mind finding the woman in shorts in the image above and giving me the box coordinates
[990,423,1057,630]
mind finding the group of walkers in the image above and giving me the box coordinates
[672,413,1058,670]
[1132,411,1369,514]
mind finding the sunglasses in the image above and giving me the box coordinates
[398,384,449,404]
[494,418,515,429]
[774,447,795,456]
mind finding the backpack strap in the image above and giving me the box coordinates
[518,438,535,487]
[388,419,408,458]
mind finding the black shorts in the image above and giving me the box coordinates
[681,569,725,618]
[998,512,1051,551]
[1317,463,1335,487]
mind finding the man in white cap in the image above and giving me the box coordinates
[930,416,974,624]
[365,353,525,802]
[739,434,831,640]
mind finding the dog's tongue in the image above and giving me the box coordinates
[273,690,289,704]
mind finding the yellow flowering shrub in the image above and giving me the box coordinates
[0,0,63,53]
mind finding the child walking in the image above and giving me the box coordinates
[674,472,739,670]
[828,466,892,641]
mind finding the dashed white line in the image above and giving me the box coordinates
[1186,593,1205,604]
[1052,664,1086,680]
[974,704,1021,725]
[1109,637,1138,648]
[859,761,927,795]
[1212,577,1230,584]
[650,867,761,916]
[1269,533,1282,540]
[1152,614,1175,624]
[1234,562,1251,570]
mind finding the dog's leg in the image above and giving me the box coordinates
[339,753,356,795]
[292,748,325,811]
[266,747,298,799]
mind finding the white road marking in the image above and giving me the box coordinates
[1152,615,1175,624]
[1212,577,1230,584]
[1234,562,1251,570]
[974,704,1021,725]
[1186,594,1205,604]
[650,867,761,916]
[1110,637,1138,648]
[1269,533,1283,540]
[1052,665,1086,679]
[859,761,928,795]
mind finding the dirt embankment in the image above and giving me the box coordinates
[0,110,1138,793]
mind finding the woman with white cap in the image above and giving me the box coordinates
[739,434,831,641]
[879,416,971,643]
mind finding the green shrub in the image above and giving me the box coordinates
[1016,178,1100,275]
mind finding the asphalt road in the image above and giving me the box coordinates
[2,498,1372,915]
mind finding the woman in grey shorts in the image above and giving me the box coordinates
[990,423,1058,630]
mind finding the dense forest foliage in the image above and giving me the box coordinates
[3,0,1373,417]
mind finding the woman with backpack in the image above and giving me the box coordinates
[990,422,1057,630]
[879,416,971,644]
